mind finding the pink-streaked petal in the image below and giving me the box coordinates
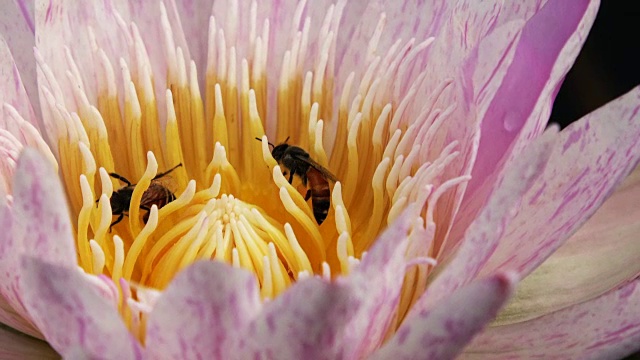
[372,272,516,360]
[334,0,445,85]
[34,0,134,109]
[335,1,550,99]
[20,257,142,359]
[480,86,640,278]
[466,0,597,196]
[0,322,58,359]
[429,19,525,257]
[0,188,31,332]
[0,149,74,332]
[337,0,552,72]
[12,149,75,265]
[0,37,38,132]
[451,0,599,258]
[341,209,412,358]
[125,0,194,94]
[0,1,39,124]
[145,261,261,360]
[1,0,34,33]
[223,0,337,69]
[495,165,640,325]
[237,277,358,360]
[465,279,640,359]
[0,128,22,194]
[171,0,214,78]
[415,125,556,312]
[0,294,40,340]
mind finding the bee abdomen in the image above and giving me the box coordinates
[311,187,331,225]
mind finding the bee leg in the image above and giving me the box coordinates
[109,213,125,232]
[109,172,132,186]
[287,169,296,184]
[304,189,311,201]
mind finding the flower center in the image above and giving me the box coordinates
[33,1,467,341]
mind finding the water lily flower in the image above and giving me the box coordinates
[0,0,639,359]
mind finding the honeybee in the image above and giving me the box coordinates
[258,137,338,225]
[107,164,182,229]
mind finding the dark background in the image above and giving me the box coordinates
[549,2,640,128]
[553,3,640,359]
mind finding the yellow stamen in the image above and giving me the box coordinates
[122,63,146,178]
[278,186,325,262]
[89,240,105,275]
[77,174,94,269]
[164,90,189,188]
[112,235,125,283]
[123,205,159,281]
[127,152,158,236]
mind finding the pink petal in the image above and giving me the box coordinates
[496,165,640,325]
[0,37,38,132]
[341,210,412,358]
[0,1,39,124]
[334,1,450,84]
[429,19,524,256]
[0,188,31,332]
[12,149,75,265]
[415,124,556,311]
[466,0,598,197]
[451,0,599,256]
[171,0,214,75]
[0,149,75,332]
[237,278,358,360]
[0,320,58,359]
[371,272,516,360]
[466,279,640,359]
[480,86,640,278]
[0,295,40,340]
[337,0,556,71]
[0,0,34,33]
[125,0,196,94]
[34,0,134,109]
[0,39,56,181]
[20,257,142,359]
[0,128,22,194]
[145,261,261,360]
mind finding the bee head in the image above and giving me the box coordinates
[271,143,289,161]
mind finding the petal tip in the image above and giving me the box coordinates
[495,271,519,296]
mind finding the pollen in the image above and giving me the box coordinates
[32,0,468,341]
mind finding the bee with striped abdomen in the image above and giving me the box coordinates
[259,138,338,225]
[107,164,182,229]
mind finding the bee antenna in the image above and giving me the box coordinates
[284,136,290,143]
[255,137,275,150]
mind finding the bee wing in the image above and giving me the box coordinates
[140,182,173,208]
[295,154,339,182]
[149,174,178,192]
